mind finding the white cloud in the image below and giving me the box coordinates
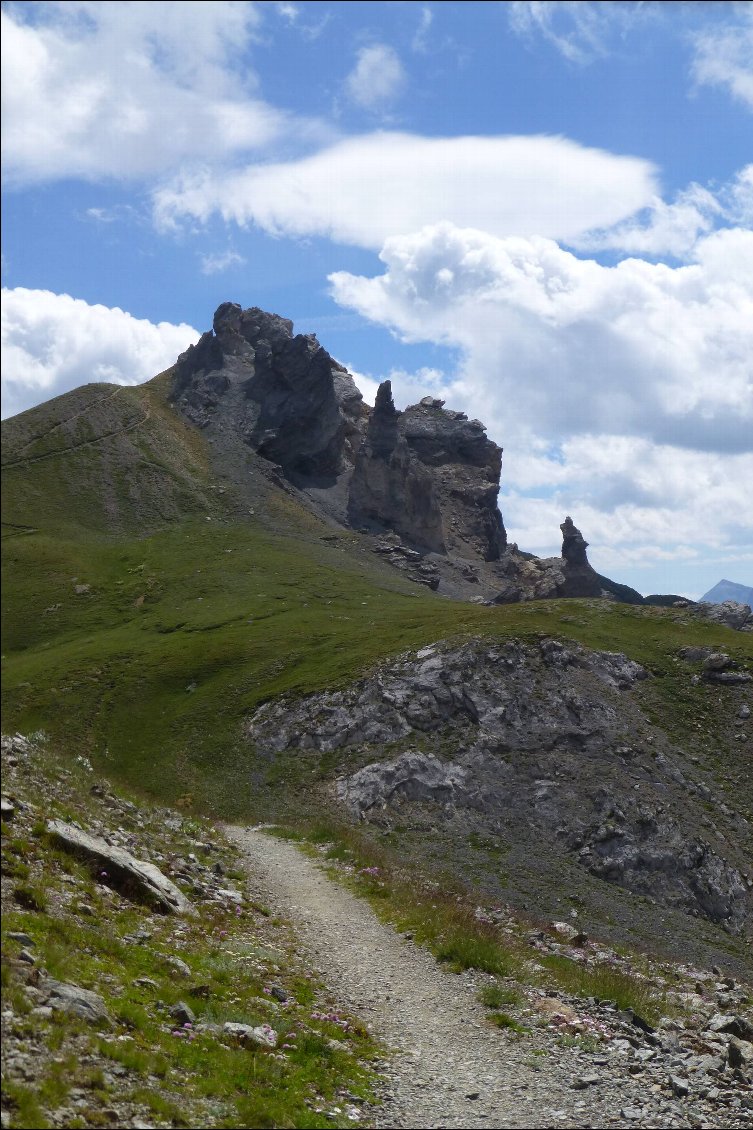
[328,219,753,571]
[508,1,653,65]
[153,131,657,247]
[199,249,247,275]
[412,7,434,54]
[1,288,198,419]
[691,6,753,111]
[0,1,325,186]
[329,221,753,453]
[576,165,753,259]
[274,2,300,23]
[574,183,721,259]
[346,44,406,110]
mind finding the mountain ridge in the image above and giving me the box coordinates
[2,300,751,981]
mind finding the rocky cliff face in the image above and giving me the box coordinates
[170,303,657,603]
[171,303,506,565]
[172,302,367,482]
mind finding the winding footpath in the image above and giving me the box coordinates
[224,826,705,1130]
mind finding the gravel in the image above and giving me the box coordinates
[225,826,751,1129]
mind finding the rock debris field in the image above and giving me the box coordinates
[226,826,752,1130]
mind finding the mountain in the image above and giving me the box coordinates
[2,302,752,977]
[701,579,753,606]
[169,302,636,603]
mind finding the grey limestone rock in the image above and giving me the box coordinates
[337,751,469,819]
[171,304,507,563]
[248,637,751,934]
[169,1001,196,1026]
[47,819,193,915]
[222,1021,278,1048]
[696,601,753,631]
[42,979,111,1025]
[348,381,445,553]
[173,303,366,481]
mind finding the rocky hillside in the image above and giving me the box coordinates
[2,300,751,1026]
[1,733,379,1129]
[3,733,753,1130]
[248,632,752,975]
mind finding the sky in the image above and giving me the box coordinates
[2,1,752,599]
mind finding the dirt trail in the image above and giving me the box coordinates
[225,826,658,1130]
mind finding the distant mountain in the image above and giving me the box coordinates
[701,579,753,605]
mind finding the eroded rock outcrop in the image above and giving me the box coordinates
[348,381,446,553]
[247,639,751,935]
[173,303,367,482]
[171,303,506,562]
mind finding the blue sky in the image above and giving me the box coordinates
[2,1,752,598]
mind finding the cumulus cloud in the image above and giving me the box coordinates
[0,1,323,185]
[1,288,198,419]
[574,184,720,259]
[328,220,753,571]
[691,5,753,111]
[345,44,406,109]
[329,221,753,452]
[153,131,657,247]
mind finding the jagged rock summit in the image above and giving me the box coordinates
[172,302,506,563]
[170,302,636,603]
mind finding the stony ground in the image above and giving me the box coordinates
[2,731,752,1129]
[227,825,753,1130]
[1,734,379,1130]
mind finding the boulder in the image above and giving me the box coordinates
[696,601,752,631]
[222,1021,278,1048]
[47,820,193,915]
[42,979,110,1025]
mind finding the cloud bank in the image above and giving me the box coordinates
[1,288,198,419]
[0,1,324,185]
[328,219,753,571]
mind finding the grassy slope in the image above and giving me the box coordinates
[3,380,751,823]
[2,737,379,1130]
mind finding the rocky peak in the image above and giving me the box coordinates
[172,302,365,482]
[561,516,590,568]
[171,303,508,563]
[213,301,294,349]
